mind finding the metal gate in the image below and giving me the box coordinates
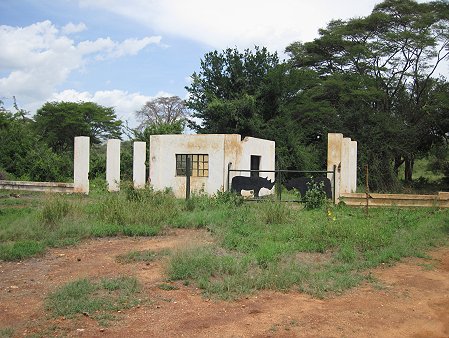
[227,163,337,203]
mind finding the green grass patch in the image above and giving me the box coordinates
[158,283,179,291]
[0,186,180,260]
[2,186,449,301]
[0,327,14,338]
[45,276,142,325]
[116,249,169,263]
[167,206,449,299]
[0,240,45,261]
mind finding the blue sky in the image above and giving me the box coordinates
[1,0,388,127]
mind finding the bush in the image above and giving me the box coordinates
[0,168,11,180]
[303,180,327,210]
[214,190,244,207]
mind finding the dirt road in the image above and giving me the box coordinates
[1,229,448,337]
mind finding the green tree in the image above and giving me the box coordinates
[286,0,449,186]
[0,100,70,181]
[34,101,122,152]
[186,47,279,136]
[186,47,329,170]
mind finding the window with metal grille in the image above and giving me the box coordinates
[176,154,209,177]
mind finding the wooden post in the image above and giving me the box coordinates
[365,164,369,216]
[227,162,232,192]
[333,165,336,204]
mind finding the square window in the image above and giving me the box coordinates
[176,154,209,177]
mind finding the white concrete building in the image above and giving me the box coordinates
[149,134,275,198]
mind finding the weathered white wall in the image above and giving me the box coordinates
[349,140,357,193]
[150,134,225,198]
[327,133,343,202]
[340,137,352,194]
[106,139,121,192]
[327,133,357,203]
[133,141,146,189]
[73,136,90,194]
[149,134,275,198]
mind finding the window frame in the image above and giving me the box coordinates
[175,154,209,177]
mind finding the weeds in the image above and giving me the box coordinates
[40,195,74,226]
[0,240,45,261]
[45,276,141,324]
[116,249,169,263]
[0,328,14,338]
[167,206,449,299]
[303,180,327,210]
[260,201,291,224]
[1,187,448,301]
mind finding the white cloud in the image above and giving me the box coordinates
[50,89,174,127]
[62,22,87,34]
[78,0,382,52]
[0,20,161,107]
[108,36,162,58]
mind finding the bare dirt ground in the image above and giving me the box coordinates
[1,228,448,338]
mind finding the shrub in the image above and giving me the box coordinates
[0,168,11,180]
[303,180,327,210]
[214,190,244,207]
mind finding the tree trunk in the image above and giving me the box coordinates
[404,156,414,183]
[393,156,404,177]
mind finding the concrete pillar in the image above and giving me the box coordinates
[340,137,352,194]
[349,141,357,192]
[133,141,146,189]
[73,136,90,194]
[327,133,343,203]
[106,139,121,192]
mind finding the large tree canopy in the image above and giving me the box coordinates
[34,101,122,152]
[136,96,188,130]
[186,46,280,136]
[185,47,330,170]
[286,0,449,184]
[133,96,187,143]
[0,101,70,181]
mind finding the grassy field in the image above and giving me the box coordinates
[1,185,448,299]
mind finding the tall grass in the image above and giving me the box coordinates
[167,205,449,298]
[0,184,180,260]
[1,187,448,300]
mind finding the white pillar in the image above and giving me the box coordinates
[73,136,90,194]
[327,133,343,203]
[341,137,352,194]
[349,141,357,192]
[106,139,121,192]
[133,141,146,189]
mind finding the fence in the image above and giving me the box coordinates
[226,165,337,203]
